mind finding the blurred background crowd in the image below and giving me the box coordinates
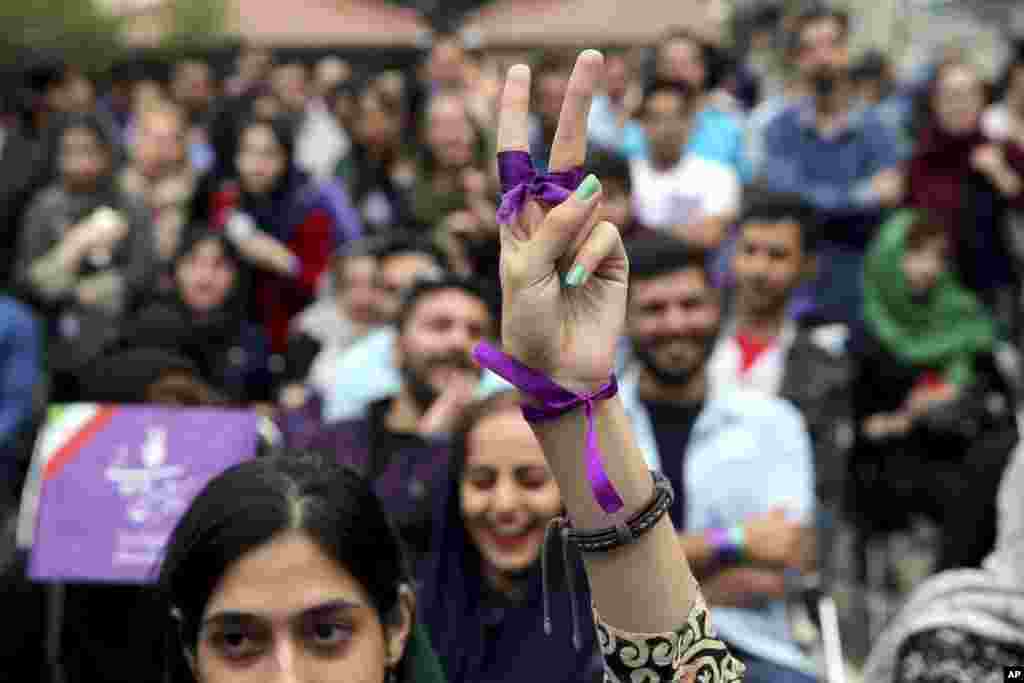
[3,0,1024,682]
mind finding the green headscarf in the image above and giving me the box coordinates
[863,210,996,387]
[402,621,448,683]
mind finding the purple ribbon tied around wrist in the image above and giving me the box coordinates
[474,341,624,515]
[496,150,585,225]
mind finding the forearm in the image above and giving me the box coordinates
[27,237,89,300]
[531,394,699,633]
[990,164,1023,198]
[678,532,717,578]
[702,568,787,607]
[234,231,298,276]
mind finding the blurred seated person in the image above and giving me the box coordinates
[207,116,358,353]
[290,233,445,419]
[848,210,1018,572]
[109,227,272,403]
[409,92,492,230]
[709,190,852,508]
[0,297,41,500]
[851,50,914,155]
[586,49,645,158]
[283,237,383,400]
[335,82,416,232]
[758,6,904,322]
[907,58,1019,311]
[419,391,603,683]
[589,148,648,240]
[431,165,499,281]
[862,439,1024,682]
[118,101,196,271]
[14,113,156,399]
[652,27,750,180]
[630,80,740,251]
[290,276,498,565]
[0,87,45,287]
[621,234,817,682]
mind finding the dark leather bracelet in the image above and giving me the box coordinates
[566,470,674,553]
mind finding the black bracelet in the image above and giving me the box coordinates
[566,470,674,552]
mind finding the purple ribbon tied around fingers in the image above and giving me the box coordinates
[473,341,624,514]
[496,150,586,225]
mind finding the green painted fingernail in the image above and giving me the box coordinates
[574,174,600,201]
[565,263,587,287]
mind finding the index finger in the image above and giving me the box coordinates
[497,64,531,153]
[549,50,603,172]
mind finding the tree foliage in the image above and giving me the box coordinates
[161,0,229,50]
[0,0,123,73]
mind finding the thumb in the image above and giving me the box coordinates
[530,174,603,267]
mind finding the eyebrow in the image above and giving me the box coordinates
[202,599,363,627]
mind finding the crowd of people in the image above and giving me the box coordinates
[1,3,1024,682]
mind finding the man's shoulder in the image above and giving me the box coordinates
[707,385,806,432]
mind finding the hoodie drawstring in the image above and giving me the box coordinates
[540,515,583,651]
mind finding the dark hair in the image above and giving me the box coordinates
[793,5,850,47]
[158,450,413,682]
[376,232,449,272]
[588,148,632,194]
[235,114,302,198]
[638,79,696,119]
[904,209,951,250]
[654,26,721,91]
[58,111,115,155]
[626,233,709,286]
[739,188,819,253]
[851,50,890,83]
[395,274,500,334]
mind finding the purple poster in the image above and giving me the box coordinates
[28,404,261,583]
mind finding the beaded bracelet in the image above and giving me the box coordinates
[565,470,675,552]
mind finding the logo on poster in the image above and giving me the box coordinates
[105,426,189,526]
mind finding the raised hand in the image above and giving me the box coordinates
[496,50,628,394]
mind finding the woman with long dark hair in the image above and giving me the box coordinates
[418,391,603,683]
[205,115,358,352]
[114,227,272,402]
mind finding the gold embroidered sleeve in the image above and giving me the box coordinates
[597,592,746,682]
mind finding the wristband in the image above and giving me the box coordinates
[706,525,746,565]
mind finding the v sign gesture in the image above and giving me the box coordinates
[496,50,628,395]
[482,50,746,682]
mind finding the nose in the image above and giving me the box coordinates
[269,638,302,682]
[660,303,691,335]
[492,477,523,519]
[445,322,477,353]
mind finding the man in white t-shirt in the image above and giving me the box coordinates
[630,80,740,250]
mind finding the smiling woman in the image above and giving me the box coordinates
[157,450,447,683]
[418,390,604,683]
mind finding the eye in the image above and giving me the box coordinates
[467,472,496,490]
[209,628,265,661]
[306,621,353,652]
